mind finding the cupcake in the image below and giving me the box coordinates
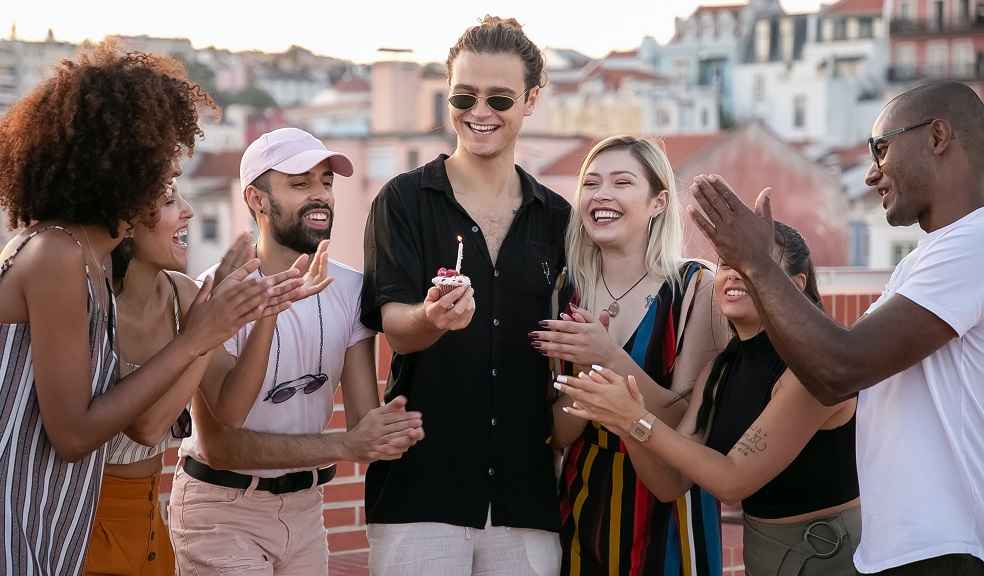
[432,267,471,297]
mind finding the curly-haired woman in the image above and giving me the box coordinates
[0,44,298,576]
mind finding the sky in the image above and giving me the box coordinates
[8,1,824,63]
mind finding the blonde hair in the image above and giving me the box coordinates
[565,136,684,310]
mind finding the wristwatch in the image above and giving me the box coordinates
[629,412,658,443]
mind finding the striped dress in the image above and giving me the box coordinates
[0,226,118,576]
[560,262,722,576]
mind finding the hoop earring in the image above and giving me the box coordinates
[648,216,656,236]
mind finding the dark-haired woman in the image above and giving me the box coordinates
[0,45,298,576]
[556,221,861,576]
[82,185,330,575]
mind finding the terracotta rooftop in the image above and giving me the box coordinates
[189,151,241,179]
[539,133,727,177]
[823,0,883,15]
[333,77,370,93]
[605,48,640,59]
[693,3,746,16]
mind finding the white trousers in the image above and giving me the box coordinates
[367,518,560,576]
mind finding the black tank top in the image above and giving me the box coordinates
[704,331,859,519]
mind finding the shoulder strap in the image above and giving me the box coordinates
[0,225,87,277]
[674,260,708,351]
[162,271,182,335]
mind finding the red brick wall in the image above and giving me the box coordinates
[158,292,877,567]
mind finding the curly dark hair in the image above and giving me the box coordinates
[0,42,215,237]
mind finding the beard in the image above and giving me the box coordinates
[268,197,333,254]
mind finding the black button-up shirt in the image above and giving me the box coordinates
[361,154,570,531]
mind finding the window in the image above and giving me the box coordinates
[858,17,874,38]
[926,41,949,77]
[781,18,795,62]
[433,92,445,129]
[891,241,918,265]
[899,0,911,21]
[656,108,671,127]
[407,148,419,170]
[849,221,870,267]
[932,0,944,30]
[701,107,709,127]
[793,94,807,129]
[847,17,860,39]
[753,74,765,101]
[368,146,398,181]
[820,17,832,42]
[755,20,771,62]
[953,41,976,78]
[895,42,917,74]
[834,18,848,40]
[977,1,984,24]
[961,0,972,24]
[201,216,219,242]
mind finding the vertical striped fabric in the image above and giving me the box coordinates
[0,227,118,576]
[560,262,722,576]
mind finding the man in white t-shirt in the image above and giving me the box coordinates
[687,81,984,575]
[169,128,425,575]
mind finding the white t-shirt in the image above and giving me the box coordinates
[855,207,984,573]
[179,259,375,477]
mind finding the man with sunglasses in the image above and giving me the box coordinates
[169,128,425,576]
[361,16,569,576]
[688,81,984,575]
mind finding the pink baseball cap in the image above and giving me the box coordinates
[239,127,353,193]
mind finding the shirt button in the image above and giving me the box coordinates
[471,225,479,233]
[492,318,500,327]
[494,269,500,278]
[491,417,497,426]
[488,467,495,477]
[491,368,497,377]
[148,552,156,561]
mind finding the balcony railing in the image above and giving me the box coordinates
[889,17,984,36]
[887,65,984,82]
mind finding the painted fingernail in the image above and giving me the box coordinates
[556,375,568,383]
[531,342,543,350]
[561,406,571,414]
[578,372,587,379]
[553,382,564,391]
[591,364,604,372]
[539,320,549,327]
[560,313,572,321]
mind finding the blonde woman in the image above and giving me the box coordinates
[531,136,727,575]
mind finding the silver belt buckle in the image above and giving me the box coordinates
[803,520,842,559]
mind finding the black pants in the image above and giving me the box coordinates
[867,554,984,576]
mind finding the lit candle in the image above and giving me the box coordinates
[455,235,463,272]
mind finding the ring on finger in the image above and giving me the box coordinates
[447,302,455,310]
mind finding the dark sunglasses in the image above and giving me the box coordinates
[448,89,529,112]
[867,119,934,169]
[170,408,192,439]
[263,373,329,404]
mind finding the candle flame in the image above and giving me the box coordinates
[457,235,462,241]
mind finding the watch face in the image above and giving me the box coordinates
[630,421,649,443]
[630,415,653,442]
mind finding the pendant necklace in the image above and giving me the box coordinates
[600,270,648,318]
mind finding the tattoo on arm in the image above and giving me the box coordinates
[734,426,768,457]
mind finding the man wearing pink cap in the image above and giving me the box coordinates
[169,128,425,575]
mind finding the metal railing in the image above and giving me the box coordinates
[889,17,984,35]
